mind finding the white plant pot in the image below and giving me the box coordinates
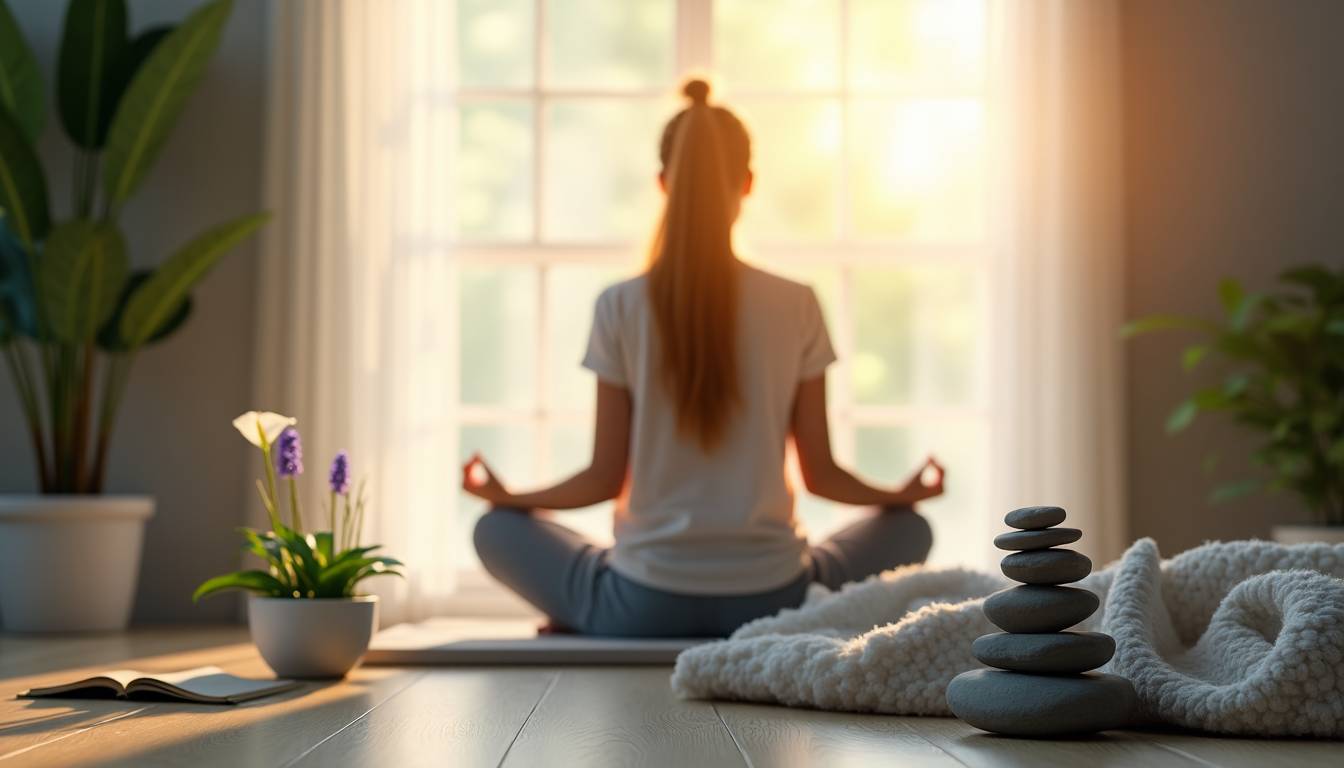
[0,495,154,633]
[248,596,378,679]
[1272,525,1344,545]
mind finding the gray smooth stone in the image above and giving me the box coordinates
[983,585,1099,633]
[972,631,1115,673]
[1004,505,1066,530]
[1001,548,1092,584]
[946,669,1138,736]
[994,527,1082,551]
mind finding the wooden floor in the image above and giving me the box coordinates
[0,628,1337,767]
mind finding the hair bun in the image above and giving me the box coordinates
[682,79,710,105]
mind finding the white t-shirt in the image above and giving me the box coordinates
[581,261,837,595]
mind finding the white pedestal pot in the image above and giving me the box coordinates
[248,596,379,679]
[0,495,154,632]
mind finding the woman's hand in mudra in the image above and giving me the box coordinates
[462,454,514,505]
[896,456,945,504]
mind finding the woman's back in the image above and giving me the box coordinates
[583,260,836,594]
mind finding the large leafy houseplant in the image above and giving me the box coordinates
[0,0,268,493]
[193,412,404,601]
[1122,264,1344,526]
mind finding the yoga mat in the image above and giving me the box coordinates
[364,618,711,665]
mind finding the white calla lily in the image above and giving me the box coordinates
[232,411,297,448]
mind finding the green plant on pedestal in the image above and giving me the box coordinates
[1122,264,1344,526]
[0,0,268,493]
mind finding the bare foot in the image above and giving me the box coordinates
[537,619,576,635]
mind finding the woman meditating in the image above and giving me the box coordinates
[464,79,944,638]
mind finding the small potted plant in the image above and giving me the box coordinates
[194,411,403,679]
[1123,264,1344,543]
[0,0,268,632]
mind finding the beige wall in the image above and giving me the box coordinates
[1121,0,1344,553]
[0,0,268,622]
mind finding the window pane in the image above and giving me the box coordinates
[543,99,666,242]
[715,0,838,90]
[457,424,539,566]
[855,421,988,567]
[460,265,539,406]
[546,0,673,88]
[548,423,614,544]
[546,264,633,411]
[851,265,979,406]
[734,100,840,242]
[457,0,533,88]
[849,0,986,91]
[456,102,533,241]
[848,100,984,241]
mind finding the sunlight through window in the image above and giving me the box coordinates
[436,0,990,581]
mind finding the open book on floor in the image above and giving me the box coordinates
[19,666,300,705]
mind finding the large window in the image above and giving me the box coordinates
[438,0,990,582]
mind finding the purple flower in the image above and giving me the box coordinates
[275,427,304,478]
[329,451,350,495]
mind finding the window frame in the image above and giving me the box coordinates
[442,0,992,605]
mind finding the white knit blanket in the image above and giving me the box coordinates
[671,538,1344,737]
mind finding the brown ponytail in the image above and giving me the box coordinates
[647,79,752,451]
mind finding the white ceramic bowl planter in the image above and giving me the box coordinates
[248,596,379,678]
[0,495,154,632]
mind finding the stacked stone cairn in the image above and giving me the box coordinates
[946,506,1138,737]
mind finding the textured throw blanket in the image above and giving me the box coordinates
[671,538,1344,738]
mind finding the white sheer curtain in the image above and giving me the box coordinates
[986,0,1128,565]
[252,0,460,625]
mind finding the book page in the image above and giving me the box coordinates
[134,667,297,701]
[22,669,142,697]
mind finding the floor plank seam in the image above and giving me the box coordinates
[0,706,151,763]
[280,671,427,768]
[710,703,753,768]
[1120,734,1223,768]
[495,670,560,768]
[896,718,975,768]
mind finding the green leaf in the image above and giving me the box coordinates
[1166,400,1199,433]
[238,527,286,573]
[96,269,191,351]
[1229,293,1262,332]
[1181,345,1209,372]
[1191,387,1230,409]
[120,211,268,348]
[57,0,128,149]
[1209,479,1262,505]
[1279,265,1337,295]
[320,557,402,597]
[0,217,36,338]
[102,0,232,206]
[278,528,322,593]
[104,26,172,143]
[1223,373,1249,398]
[193,569,287,601]
[0,0,45,142]
[1328,438,1344,466]
[313,531,334,566]
[0,104,49,245]
[316,558,369,596]
[1326,318,1344,336]
[331,544,381,567]
[39,220,128,342]
[1119,314,1214,338]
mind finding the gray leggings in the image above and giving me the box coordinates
[473,505,932,638]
